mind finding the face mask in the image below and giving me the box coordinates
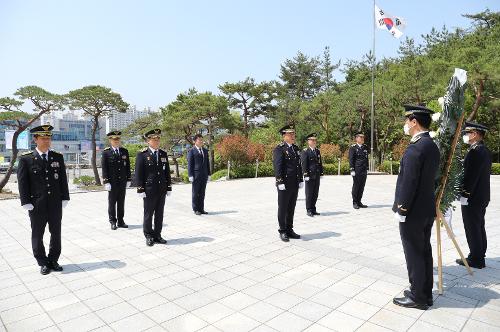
[403,123,413,136]
[462,135,470,144]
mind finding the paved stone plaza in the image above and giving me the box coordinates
[1,176,499,332]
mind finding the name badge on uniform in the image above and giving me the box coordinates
[122,155,127,160]
[147,156,151,160]
[161,157,167,162]
[124,161,127,166]
[54,173,59,180]
[51,161,59,168]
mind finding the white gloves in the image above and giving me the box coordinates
[166,191,172,196]
[394,212,406,223]
[62,200,69,208]
[126,181,131,188]
[278,184,286,191]
[460,196,468,206]
[299,182,304,189]
[22,204,34,211]
[138,192,146,198]
[304,177,310,181]
[104,183,111,191]
[350,171,356,177]
[189,176,194,182]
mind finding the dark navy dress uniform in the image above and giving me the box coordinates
[273,126,303,241]
[460,122,491,268]
[101,132,131,229]
[17,126,69,270]
[135,130,172,244]
[349,140,369,207]
[187,146,210,214]
[300,134,323,216]
[393,106,440,308]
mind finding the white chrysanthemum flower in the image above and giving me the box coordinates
[432,112,441,121]
[429,131,437,138]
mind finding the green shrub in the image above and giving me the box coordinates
[378,160,400,174]
[180,170,190,183]
[129,156,136,170]
[322,162,350,175]
[492,163,500,175]
[211,169,229,181]
[73,175,96,186]
[177,155,187,168]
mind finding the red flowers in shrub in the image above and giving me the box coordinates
[216,135,266,166]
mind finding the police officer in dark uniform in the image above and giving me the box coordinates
[392,105,440,310]
[17,125,70,275]
[101,130,131,230]
[273,125,304,242]
[349,132,369,209]
[134,129,172,247]
[300,133,324,217]
[456,122,492,269]
[187,134,211,215]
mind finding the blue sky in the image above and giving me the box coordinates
[1,1,497,111]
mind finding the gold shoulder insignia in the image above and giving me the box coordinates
[104,147,110,150]
[51,150,62,155]
[21,151,33,156]
[351,144,356,147]
[279,142,285,147]
[140,147,148,152]
[410,136,422,144]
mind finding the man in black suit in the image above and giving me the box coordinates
[273,125,304,242]
[17,125,70,275]
[349,132,369,209]
[101,130,131,230]
[300,133,324,217]
[457,122,492,269]
[135,129,172,247]
[187,134,211,215]
[392,105,440,310]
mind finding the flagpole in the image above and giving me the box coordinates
[370,0,375,171]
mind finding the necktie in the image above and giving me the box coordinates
[42,153,48,168]
[199,148,203,159]
[153,150,157,163]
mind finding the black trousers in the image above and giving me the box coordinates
[352,171,367,204]
[399,216,434,304]
[192,177,208,212]
[277,184,298,233]
[108,182,126,224]
[29,207,62,266]
[305,177,320,212]
[462,204,488,264]
[143,192,166,239]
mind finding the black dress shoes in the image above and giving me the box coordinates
[313,211,320,215]
[117,222,128,228]
[50,261,63,272]
[110,222,117,230]
[307,211,314,217]
[280,233,290,242]
[404,290,432,306]
[287,230,301,239]
[358,203,368,208]
[201,211,209,215]
[393,295,428,310]
[146,238,154,246]
[456,258,485,269]
[353,203,360,209]
[40,265,51,275]
[154,237,167,244]
[195,211,202,215]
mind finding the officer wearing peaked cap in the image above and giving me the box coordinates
[134,129,172,247]
[101,130,131,230]
[300,133,324,217]
[392,105,440,310]
[349,131,369,209]
[273,125,304,242]
[456,121,491,269]
[17,125,70,275]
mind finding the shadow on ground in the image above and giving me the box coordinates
[61,260,126,273]
[167,236,214,245]
[301,231,341,241]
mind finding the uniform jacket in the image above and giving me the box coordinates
[17,150,70,211]
[462,141,491,206]
[273,142,304,187]
[135,148,172,195]
[187,147,211,180]
[349,144,369,172]
[300,147,324,180]
[392,132,440,218]
[101,146,131,185]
